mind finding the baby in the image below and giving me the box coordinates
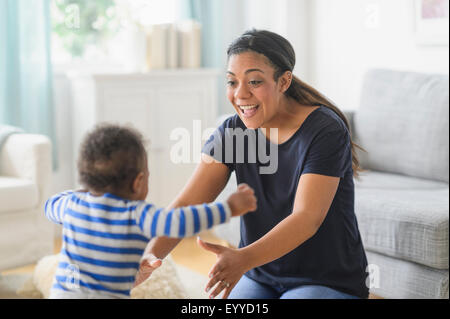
[45,123,257,299]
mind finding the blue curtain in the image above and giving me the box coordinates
[0,0,56,167]
[183,0,223,68]
[181,0,228,114]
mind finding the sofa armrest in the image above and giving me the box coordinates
[0,134,52,203]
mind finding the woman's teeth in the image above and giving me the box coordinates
[240,105,258,110]
[239,105,259,117]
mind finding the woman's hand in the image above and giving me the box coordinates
[197,237,249,299]
[133,253,162,287]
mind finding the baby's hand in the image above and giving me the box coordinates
[226,183,257,217]
[133,254,162,287]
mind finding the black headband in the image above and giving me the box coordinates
[230,33,295,72]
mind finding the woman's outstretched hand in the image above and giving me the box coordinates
[197,237,248,299]
[133,253,162,287]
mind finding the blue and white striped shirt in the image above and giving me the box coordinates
[45,191,231,298]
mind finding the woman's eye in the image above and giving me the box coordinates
[249,80,262,86]
[227,80,236,86]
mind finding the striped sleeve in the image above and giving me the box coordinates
[44,191,74,224]
[133,201,232,239]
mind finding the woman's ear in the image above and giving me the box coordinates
[279,71,293,93]
[132,171,145,194]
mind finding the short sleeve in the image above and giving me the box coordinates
[201,117,235,171]
[302,128,352,178]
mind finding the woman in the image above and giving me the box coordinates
[135,29,369,299]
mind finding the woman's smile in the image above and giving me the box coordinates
[238,104,260,118]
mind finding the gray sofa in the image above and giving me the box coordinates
[214,68,449,299]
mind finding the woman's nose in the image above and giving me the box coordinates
[234,83,251,99]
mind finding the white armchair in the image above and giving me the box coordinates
[0,134,54,271]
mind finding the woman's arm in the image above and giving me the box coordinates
[201,173,339,298]
[134,154,232,286]
[241,173,339,268]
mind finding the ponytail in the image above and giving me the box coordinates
[286,75,365,177]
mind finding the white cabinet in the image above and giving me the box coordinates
[69,69,219,206]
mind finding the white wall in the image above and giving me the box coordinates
[243,0,312,81]
[213,0,312,115]
[309,0,449,110]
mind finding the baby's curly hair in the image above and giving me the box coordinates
[77,123,147,193]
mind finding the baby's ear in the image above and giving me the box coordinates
[132,171,145,193]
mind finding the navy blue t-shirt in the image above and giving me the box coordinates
[202,106,369,298]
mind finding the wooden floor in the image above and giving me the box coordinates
[170,230,231,276]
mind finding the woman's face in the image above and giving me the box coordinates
[226,51,286,129]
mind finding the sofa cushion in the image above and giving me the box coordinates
[354,170,449,269]
[355,69,449,182]
[365,251,448,299]
[0,177,38,214]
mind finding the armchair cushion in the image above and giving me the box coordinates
[0,133,52,201]
[0,177,38,214]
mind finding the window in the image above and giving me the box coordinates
[51,0,179,67]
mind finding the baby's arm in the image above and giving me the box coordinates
[134,183,256,239]
[134,201,231,239]
[44,190,74,224]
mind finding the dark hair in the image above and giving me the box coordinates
[227,29,364,177]
[77,123,147,193]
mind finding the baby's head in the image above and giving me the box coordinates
[77,123,149,200]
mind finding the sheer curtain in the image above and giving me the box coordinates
[0,0,56,166]
[183,0,224,68]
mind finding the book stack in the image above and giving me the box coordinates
[146,20,202,70]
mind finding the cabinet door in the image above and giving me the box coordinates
[153,86,210,206]
[98,87,155,139]
[97,86,164,203]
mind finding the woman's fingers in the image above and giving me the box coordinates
[208,279,230,299]
[223,289,231,299]
[222,284,235,299]
[205,272,222,293]
[207,263,222,279]
[197,237,225,255]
